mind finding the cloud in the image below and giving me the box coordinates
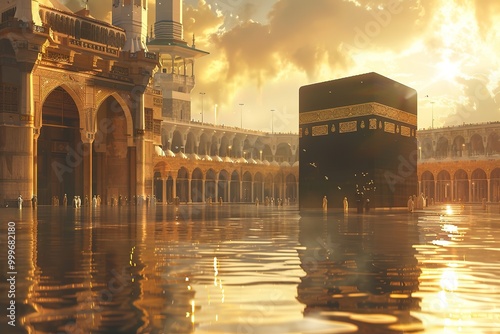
[444,73,500,126]
[183,0,437,112]
[50,0,500,130]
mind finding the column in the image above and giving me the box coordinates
[82,140,93,205]
[251,181,254,202]
[172,176,177,199]
[33,130,40,198]
[22,70,34,200]
[468,179,472,203]
[202,177,206,202]
[296,182,299,203]
[215,177,219,201]
[262,181,265,202]
[487,177,491,203]
[450,180,454,202]
[239,180,243,202]
[418,180,422,196]
[188,177,192,203]
[136,92,146,198]
[227,180,231,202]
[162,177,167,204]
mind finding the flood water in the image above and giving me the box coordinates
[1,204,500,334]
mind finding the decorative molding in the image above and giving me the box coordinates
[384,122,395,133]
[339,121,357,133]
[312,125,328,136]
[95,88,115,109]
[299,102,417,126]
[401,126,411,137]
[19,115,34,124]
[369,118,377,129]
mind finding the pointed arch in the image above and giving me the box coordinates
[95,91,134,141]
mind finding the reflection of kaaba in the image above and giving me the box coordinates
[299,72,418,209]
[297,214,422,332]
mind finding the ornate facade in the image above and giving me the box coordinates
[417,122,500,203]
[0,0,298,206]
[153,123,298,203]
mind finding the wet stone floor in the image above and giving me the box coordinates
[1,204,500,334]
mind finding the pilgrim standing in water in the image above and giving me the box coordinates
[343,197,349,214]
[407,196,414,212]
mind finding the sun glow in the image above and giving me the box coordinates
[435,58,462,82]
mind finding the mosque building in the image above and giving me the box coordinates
[0,1,498,208]
[0,0,298,206]
[417,122,500,204]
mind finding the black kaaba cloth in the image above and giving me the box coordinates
[299,72,418,210]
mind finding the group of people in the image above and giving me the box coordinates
[262,196,291,206]
[322,195,370,213]
[109,195,157,206]
[407,193,427,212]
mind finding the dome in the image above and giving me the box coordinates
[164,149,176,157]
[236,157,248,164]
[223,156,234,163]
[262,160,270,166]
[213,155,223,162]
[280,161,290,167]
[248,158,258,164]
[202,155,213,161]
[292,160,299,167]
[177,152,188,159]
[154,146,165,157]
[190,153,201,160]
[270,161,280,166]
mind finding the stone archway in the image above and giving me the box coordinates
[420,171,435,202]
[92,96,132,205]
[37,87,83,205]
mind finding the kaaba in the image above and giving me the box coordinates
[299,72,418,210]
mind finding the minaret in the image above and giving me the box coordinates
[112,0,148,52]
[155,0,184,42]
[148,0,209,125]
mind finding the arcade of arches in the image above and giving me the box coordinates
[417,123,500,203]
[36,86,139,205]
[153,160,298,204]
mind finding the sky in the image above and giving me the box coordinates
[64,0,500,133]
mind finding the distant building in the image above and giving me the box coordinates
[299,72,418,209]
[417,122,500,203]
[0,0,297,206]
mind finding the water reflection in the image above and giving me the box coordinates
[297,212,423,333]
[1,205,500,333]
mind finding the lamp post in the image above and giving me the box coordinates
[271,109,275,134]
[430,101,434,129]
[199,92,205,123]
[239,103,244,128]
